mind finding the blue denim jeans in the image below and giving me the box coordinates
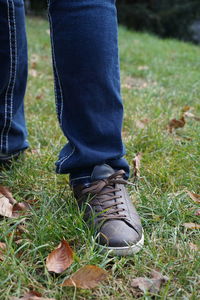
[0,0,129,185]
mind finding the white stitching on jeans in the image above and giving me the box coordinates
[47,4,64,127]
[58,146,75,173]
[48,2,75,173]
[5,0,17,152]
[70,176,91,182]
[0,0,12,152]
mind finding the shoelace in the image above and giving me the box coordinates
[80,170,129,221]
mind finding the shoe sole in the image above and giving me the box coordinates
[99,231,144,256]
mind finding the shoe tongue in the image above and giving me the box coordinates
[91,164,115,181]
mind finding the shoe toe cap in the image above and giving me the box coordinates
[99,219,142,248]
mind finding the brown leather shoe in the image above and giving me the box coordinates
[73,164,144,256]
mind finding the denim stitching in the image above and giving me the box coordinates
[70,176,91,182]
[5,0,17,152]
[0,0,13,152]
[47,4,64,127]
[58,146,75,173]
[48,2,75,173]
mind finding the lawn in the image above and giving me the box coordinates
[0,16,200,299]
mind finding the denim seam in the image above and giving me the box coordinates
[0,150,21,161]
[47,6,64,127]
[48,3,76,173]
[58,146,75,173]
[5,0,17,152]
[0,0,13,152]
[70,176,91,182]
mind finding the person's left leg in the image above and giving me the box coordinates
[48,0,143,255]
[0,0,28,162]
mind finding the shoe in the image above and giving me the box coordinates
[73,164,144,256]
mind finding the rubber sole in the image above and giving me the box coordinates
[99,232,144,256]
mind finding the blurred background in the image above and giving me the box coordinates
[25,0,200,44]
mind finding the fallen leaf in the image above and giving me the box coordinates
[11,290,55,300]
[0,194,13,217]
[135,119,150,129]
[0,242,6,261]
[30,54,39,63]
[29,69,38,78]
[184,111,200,121]
[46,240,74,274]
[182,106,191,113]
[133,152,142,180]
[30,54,39,69]
[167,116,185,133]
[0,186,16,204]
[183,223,200,229]
[0,191,30,218]
[131,277,153,293]
[12,202,31,218]
[131,270,169,294]
[186,191,200,204]
[35,94,43,100]
[184,111,195,118]
[30,149,41,155]
[61,265,108,289]
[194,209,200,216]
[137,65,149,71]
[189,243,199,251]
[122,76,149,90]
[15,238,30,245]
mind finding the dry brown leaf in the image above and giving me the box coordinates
[131,270,169,294]
[0,242,6,261]
[61,265,108,289]
[183,223,200,229]
[167,116,185,133]
[135,119,150,129]
[0,194,30,219]
[12,202,31,218]
[194,209,200,216]
[11,290,55,300]
[35,94,43,100]
[184,111,200,121]
[186,191,200,204]
[189,243,199,251]
[31,149,40,155]
[133,152,142,180]
[30,54,39,69]
[182,106,191,113]
[0,186,16,204]
[29,69,38,78]
[46,240,74,274]
[137,65,149,71]
[0,194,13,217]
[0,186,30,218]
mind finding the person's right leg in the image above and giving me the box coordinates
[48,0,143,255]
[0,0,28,162]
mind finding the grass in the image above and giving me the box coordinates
[0,16,200,299]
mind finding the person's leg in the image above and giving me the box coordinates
[0,0,28,161]
[48,0,143,256]
[47,0,129,185]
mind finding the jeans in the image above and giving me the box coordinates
[0,0,129,185]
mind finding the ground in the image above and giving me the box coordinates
[0,17,200,300]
